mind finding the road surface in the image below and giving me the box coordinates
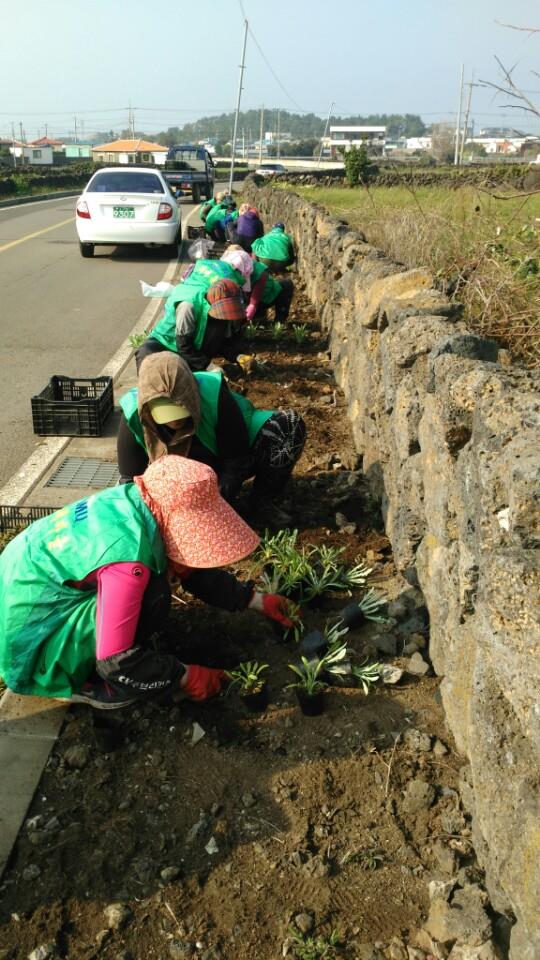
[0,194,197,487]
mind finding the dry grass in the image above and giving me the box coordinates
[280,183,540,367]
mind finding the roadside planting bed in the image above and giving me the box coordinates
[1,287,479,960]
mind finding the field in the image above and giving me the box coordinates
[0,286,482,960]
[279,181,540,367]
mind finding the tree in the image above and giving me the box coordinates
[480,22,540,123]
[342,144,370,186]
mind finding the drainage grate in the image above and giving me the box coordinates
[46,457,119,489]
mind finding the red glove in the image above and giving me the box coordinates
[245,303,257,322]
[181,665,225,701]
[261,594,296,629]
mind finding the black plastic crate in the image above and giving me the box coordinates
[31,375,113,437]
[0,504,56,533]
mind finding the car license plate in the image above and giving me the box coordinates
[113,206,135,218]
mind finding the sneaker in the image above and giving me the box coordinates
[71,680,136,711]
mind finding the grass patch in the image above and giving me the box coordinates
[279,182,540,367]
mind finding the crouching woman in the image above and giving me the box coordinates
[0,457,294,709]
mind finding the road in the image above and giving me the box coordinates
[0,194,198,488]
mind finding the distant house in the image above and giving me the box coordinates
[406,137,432,152]
[323,126,386,158]
[30,137,64,149]
[23,145,54,164]
[64,143,93,160]
[92,139,168,166]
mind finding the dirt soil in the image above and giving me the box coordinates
[0,285,478,960]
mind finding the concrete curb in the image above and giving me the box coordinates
[0,190,81,210]
[0,202,199,882]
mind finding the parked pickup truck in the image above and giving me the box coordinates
[162,145,215,203]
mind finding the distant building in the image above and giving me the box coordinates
[92,139,168,165]
[324,126,386,158]
[467,136,529,155]
[405,137,432,152]
[65,143,93,159]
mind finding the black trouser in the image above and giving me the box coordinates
[136,320,243,374]
[251,410,306,498]
[255,279,294,324]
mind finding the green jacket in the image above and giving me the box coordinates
[0,485,166,698]
[251,227,293,262]
[120,370,273,458]
[251,260,282,305]
[150,259,244,353]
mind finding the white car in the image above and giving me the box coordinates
[75,167,181,258]
[254,163,286,178]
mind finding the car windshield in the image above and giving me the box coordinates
[168,150,206,172]
[87,172,165,194]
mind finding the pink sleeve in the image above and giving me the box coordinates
[95,562,151,660]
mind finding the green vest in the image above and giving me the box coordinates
[205,203,238,233]
[195,370,273,454]
[150,260,244,353]
[0,485,166,698]
[251,260,282,305]
[252,228,293,262]
[120,371,273,459]
[199,198,216,222]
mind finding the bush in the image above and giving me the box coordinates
[342,144,370,186]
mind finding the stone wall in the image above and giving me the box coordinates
[245,182,540,958]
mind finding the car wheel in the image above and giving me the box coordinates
[191,184,201,204]
[79,242,94,258]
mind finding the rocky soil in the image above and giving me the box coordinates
[0,287,509,960]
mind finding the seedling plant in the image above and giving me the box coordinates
[225,660,268,695]
[272,320,285,340]
[243,322,260,341]
[292,323,309,344]
[254,529,372,604]
[355,588,390,623]
[129,331,149,349]
[351,658,383,694]
[287,643,349,695]
[289,927,343,960]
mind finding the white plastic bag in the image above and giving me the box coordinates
[139,280,175,298]
[187,238,215,261]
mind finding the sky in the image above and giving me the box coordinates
[1,0,540,141]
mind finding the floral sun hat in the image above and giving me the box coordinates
[134,455,260,568]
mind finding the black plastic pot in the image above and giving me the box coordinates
[339,602,366,630]
[296,689,325,716]
[241,684,269,713]
[299,630,327,658]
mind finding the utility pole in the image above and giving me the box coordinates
[460,75,476,165]
[74,116,78,142]
[11,122,17,168]
[277,108,281,159]
[258,104,264,166]
[454,63,464,166]
[317,100,334,168]
[228,17,248,193]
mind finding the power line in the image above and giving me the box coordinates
[237,0,306,113]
